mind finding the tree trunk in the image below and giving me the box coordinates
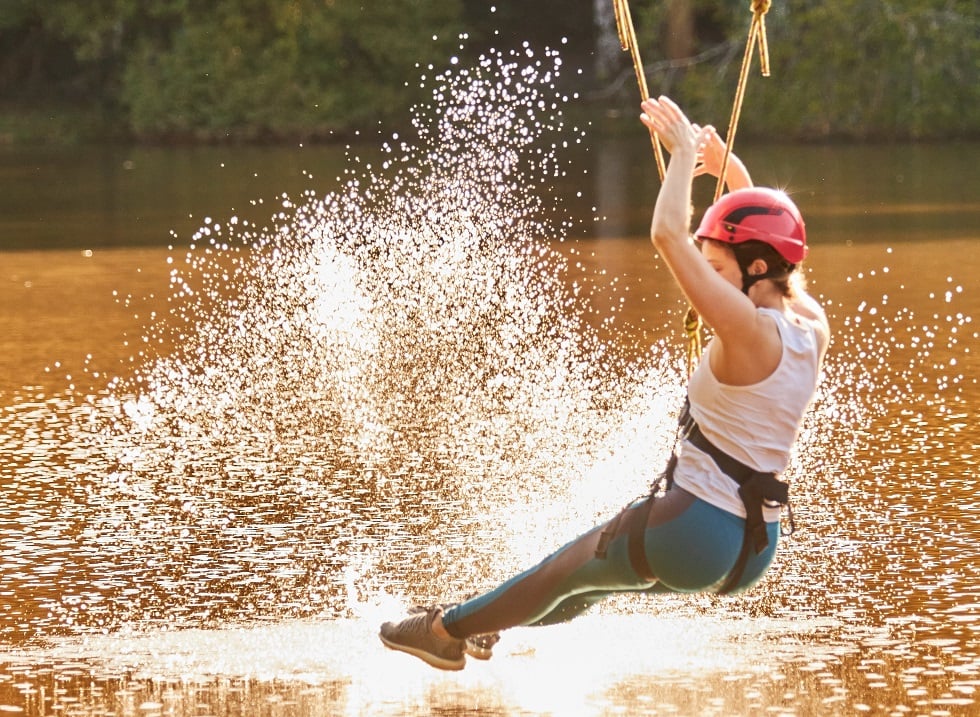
[665,0,695,61]
[593,0,620,83]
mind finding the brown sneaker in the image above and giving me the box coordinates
[408,602,501,660]
[379,606,466,671]
[463,630,500,660]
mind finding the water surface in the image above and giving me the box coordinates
[1,47,979,717]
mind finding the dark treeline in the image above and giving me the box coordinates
[1,0,976,144]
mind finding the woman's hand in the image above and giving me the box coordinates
[640,96,708,160]
[692,125,726,178]
[693,126,753,191]
[644,96,704,249]
[642,96,753,191]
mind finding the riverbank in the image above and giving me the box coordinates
[0,101,120,146]
[6,100,978,149]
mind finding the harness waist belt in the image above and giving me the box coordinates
[686,424,788,551]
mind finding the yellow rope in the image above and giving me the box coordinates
[613,0,667,180]
[714,0,772,201]
[684,306,702,371]
[613,0,774,374]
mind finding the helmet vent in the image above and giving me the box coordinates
[723,205,781,224]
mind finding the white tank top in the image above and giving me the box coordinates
[672,307,822,519]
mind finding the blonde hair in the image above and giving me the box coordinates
[786,268,807,299]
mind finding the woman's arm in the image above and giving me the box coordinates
[640,97,761,343]
[693,126,752,192]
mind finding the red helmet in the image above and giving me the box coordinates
[695,187,807,264]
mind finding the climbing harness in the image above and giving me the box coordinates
[682,410,794,594]
[614,0,775,372]
[596,398,794,594]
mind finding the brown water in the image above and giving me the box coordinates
[2,47,980,716]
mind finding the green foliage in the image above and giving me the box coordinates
[0,0,977,142]
[120,0,463,140]
[760,0,980,140]
[630,0,980,140]
[0,0,462,141]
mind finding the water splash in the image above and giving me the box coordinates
[12,45,681,637]
[99,45,661,479]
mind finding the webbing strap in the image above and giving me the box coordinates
[626,498,658,583]
[626,453,678,583]
[716,532,754,595]
[594,454,675,583]
[686,423,789,594]
[687,425,758,483]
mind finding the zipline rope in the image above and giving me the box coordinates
[715,0,772,202]
[613,0,667,180]
[613,0,774,372]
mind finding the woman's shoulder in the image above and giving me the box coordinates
[759,301,829,360]
[786,290,829,333]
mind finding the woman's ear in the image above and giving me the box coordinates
[748,258,769,276]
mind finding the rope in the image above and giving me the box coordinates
[684,307,702,371]
[612,0,774,374]
[613,0,666,180]
[714,0,772,201]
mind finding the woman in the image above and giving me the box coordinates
[378,96,830,671]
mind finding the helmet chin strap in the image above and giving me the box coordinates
[735,251,795,296]
[740,271,762,296]
[739,265,790,296]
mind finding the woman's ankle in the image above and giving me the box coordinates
[431,612,454,641]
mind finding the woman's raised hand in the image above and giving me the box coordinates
[639,96,709,159]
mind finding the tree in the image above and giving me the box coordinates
[1,0,464,141]
[751,0,980,139]
[609,0,979,140]
[120,0,464,140]
[664,0,695,62]
[0,0,977,141]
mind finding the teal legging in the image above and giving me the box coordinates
[442,486,779,639]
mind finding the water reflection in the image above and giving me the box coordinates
[2,248,978,714]
[0,614,976,715]
[2,47,980,717]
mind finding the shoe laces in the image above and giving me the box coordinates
[403,608,439,636]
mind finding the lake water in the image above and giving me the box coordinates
[2,48,979,716]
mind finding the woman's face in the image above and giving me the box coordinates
[700,240,743,290]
